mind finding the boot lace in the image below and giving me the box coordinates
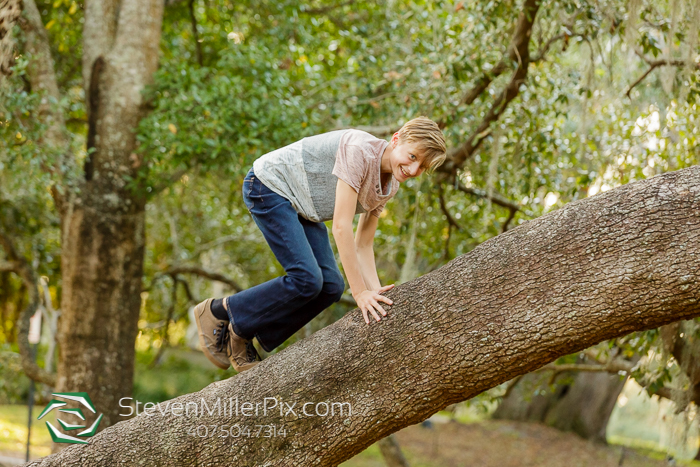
[214,322,230,353]
[246,341,261,362]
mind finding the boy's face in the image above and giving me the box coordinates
[389,133,427,183]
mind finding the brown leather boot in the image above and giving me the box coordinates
[224,323,261,373]
[194,299,230,370]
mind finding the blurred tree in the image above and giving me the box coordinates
[493,353,632,443]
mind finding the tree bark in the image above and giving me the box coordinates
[23,166,700,466]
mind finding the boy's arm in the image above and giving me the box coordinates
[355,212,388,292]
[332,179,393,324]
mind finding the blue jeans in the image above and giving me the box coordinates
[225,168,345,351]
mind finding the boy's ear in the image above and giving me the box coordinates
[391,132,400,146]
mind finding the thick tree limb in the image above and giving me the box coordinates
[24,166,700,466]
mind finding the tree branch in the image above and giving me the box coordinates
[438,186,463,232]
[538,361,633,375]
[502,208,517,233]
[441,0,541,175]
[0,260,20,272]
[625,56,700,98]
[0,230,56,386]
[174,276,198,303]
[456,0,544,109]
[150,166,192,196]
[531,30,586,63]
[149,276,179,368]
[300,0,355,15]
[455,181,527,215]
[161,265,243,292]
[0,0,22,77]
[503,375,523,399]
[188,0,203,66]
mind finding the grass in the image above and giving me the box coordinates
[0,404,54,460]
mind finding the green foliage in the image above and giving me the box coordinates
[0,345,29,404]
[2,0,700,407]
[132,349,226,404]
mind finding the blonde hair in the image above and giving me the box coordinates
[397,116,447,172]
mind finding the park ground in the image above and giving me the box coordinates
[341,419,689,467]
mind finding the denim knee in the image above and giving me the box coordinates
[323,273,345,303]
[289,267,324,301]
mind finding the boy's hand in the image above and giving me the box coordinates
[354,284,395,324]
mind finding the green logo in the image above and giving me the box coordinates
[37,392,103,444]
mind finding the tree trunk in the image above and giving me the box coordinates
[21,0,164,444]
[544,370,626,442]
[493,366,627,443]
[378,435,410,467]
[55,204,146,430]
[55,0,163,437]
[21,166,700,465]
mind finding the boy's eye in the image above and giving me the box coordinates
[410,154,416,160]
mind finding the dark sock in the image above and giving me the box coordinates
[210,298,228,320]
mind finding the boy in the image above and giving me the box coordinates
[194,116,446,372]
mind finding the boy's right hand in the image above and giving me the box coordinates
[354,285,394,324]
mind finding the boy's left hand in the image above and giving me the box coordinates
[356,284,395,324]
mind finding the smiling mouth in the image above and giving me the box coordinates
[400,166,409,178]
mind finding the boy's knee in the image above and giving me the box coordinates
[293,268,324,300]
[324,274,345,302]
